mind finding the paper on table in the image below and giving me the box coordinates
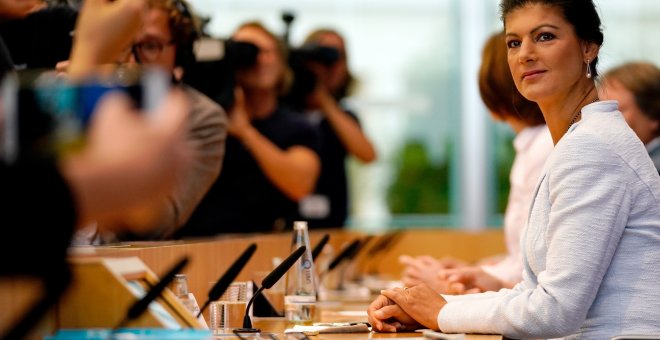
[421,329,465,339]
[284,323,370,334]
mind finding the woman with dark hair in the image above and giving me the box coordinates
[599,61,660,173]
[400,30,553,294]
[368,0,660,338]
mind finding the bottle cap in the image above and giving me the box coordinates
[293,221,308,230]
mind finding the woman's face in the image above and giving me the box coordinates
[233,26,284,92]
[504,3,591,104]
[599,80,658,144]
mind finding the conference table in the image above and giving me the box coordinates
[248,299,502,339]
[0,228,506,339]
[251,319,500,339]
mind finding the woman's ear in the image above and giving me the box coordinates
[583,41,600,62]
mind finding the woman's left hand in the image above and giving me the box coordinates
[367,294,422,332]
[380,283,448,330]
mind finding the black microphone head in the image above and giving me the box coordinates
[348,235,373,260]
[261,246,306,289]
[126,256,189,321]
[368,231,402,257]
[208,243,257,301]
[238,246,306,332]
[311,234,330,262]
[282,11,295,24]
[328,239,361,271]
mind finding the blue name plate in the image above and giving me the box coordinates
[45,328,212,339]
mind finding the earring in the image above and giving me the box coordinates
[586,59,592,79]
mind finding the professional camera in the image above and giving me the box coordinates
[1,67,169,163]
[283,43,341,111]
[183,38,258,109]
[279,11,341,111]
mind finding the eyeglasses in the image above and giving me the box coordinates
[133,39,175,63]
[118,39,175,64]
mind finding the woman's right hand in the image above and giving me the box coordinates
[400,255,456,287]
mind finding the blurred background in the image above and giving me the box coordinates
[191,0,660,231]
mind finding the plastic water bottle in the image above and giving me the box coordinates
[284,221,317,325]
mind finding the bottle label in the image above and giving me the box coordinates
[284,295,316,304]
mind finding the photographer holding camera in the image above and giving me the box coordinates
[296,29,376,228]
[179,22,320,236]
[90,0,228,241]
[0,0,190,280]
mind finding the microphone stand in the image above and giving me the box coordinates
[234,246,306,333]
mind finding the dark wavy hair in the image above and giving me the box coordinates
[500,0,604,77]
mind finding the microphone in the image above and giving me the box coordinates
[348,235,374,261]
[319,237,372,285]
[197,243,257,318]
[235,246,306,333]
[114,256,189,330]
[326,239,361,274]
[365,231,404,274]
[311,234,330,262]
[367,232,397,256]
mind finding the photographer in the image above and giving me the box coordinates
[296,29,376,228]
[1,2,193,337]
[93,0,228,241]
[179,22,320,236]
[1,0,190,273]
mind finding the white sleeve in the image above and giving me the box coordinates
[438,135,632,339]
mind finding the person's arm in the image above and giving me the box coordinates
[98,86,227,239]
[0,0,42,19]
[315,89,376,163]
[62,91,189,232]
[378,284,447,331]
[437,135,631,338]
[67,0,146,80]
[238,125,319,201]
[441,266,512,293]
[229,90,320,201]
[164,88,227,230]
[479,125,553,285]
[367,292,423,332]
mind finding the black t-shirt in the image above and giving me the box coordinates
[0,35,76,278]
[178,106,320,237]
[0,5,77,70]
[0,158,76,277]
[298,110,359,229]
[0,35,13,77]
